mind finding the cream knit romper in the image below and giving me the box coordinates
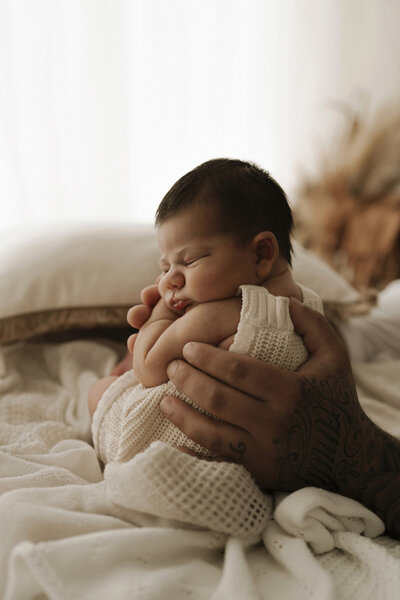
[92,284,323,537]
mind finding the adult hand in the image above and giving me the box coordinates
[161,299,400,538]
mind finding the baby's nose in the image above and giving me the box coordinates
[166,269,185,288]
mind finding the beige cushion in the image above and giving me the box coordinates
[0,223,160,343]
[0,224,359,344]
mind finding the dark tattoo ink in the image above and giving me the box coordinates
[229,441,247,456]
[277,371,400,539]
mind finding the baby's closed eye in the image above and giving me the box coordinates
[184,254,210,266]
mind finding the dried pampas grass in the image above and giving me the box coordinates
[295,98,400,291]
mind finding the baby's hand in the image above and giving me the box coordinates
[140,283,162,307]
[127,303,154,330]
[109,283,162,377]
[126,283,162,348]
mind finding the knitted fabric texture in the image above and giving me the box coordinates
[229,285,322,368]
[92,284,323,537]
[106,440,273,539]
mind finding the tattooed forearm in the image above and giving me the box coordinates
[357,431,400,537]
[278,372,359,491]
[277,371,400,538]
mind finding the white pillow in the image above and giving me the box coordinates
[0,224,359,344]
[0,223,160,343]
[292,241,360,304]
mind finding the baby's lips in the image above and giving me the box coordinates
[169,295,190,314]
[174,299,186,311]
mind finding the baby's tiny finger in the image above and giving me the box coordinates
[127,304,152,328]
[140,284,161,307]
[127,333,138,353]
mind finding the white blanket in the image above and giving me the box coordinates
[1,339,400,599]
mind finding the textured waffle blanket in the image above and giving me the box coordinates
[1,338,400,599]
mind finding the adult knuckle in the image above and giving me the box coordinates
[203,430,223,454]
[225,356,247,384]
[203,386,224,412]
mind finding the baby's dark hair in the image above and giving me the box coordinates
[155,158,293,265]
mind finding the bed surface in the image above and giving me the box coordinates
[1,337,400,599]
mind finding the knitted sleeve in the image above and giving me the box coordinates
[230,284,324,371]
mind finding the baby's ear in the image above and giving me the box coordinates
[251,232,279,278]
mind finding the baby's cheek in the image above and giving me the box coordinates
[191,267,232,302]
[194,274,220,300]
[158,278,167,298]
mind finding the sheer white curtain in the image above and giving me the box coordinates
[1,0,400,230]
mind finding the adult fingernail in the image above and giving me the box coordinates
[167,360,178,378]
[182,342,195,360]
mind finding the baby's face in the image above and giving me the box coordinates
[157,205,258,314]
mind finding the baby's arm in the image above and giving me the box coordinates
[133,296,242,388]
[131,297,181,354]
